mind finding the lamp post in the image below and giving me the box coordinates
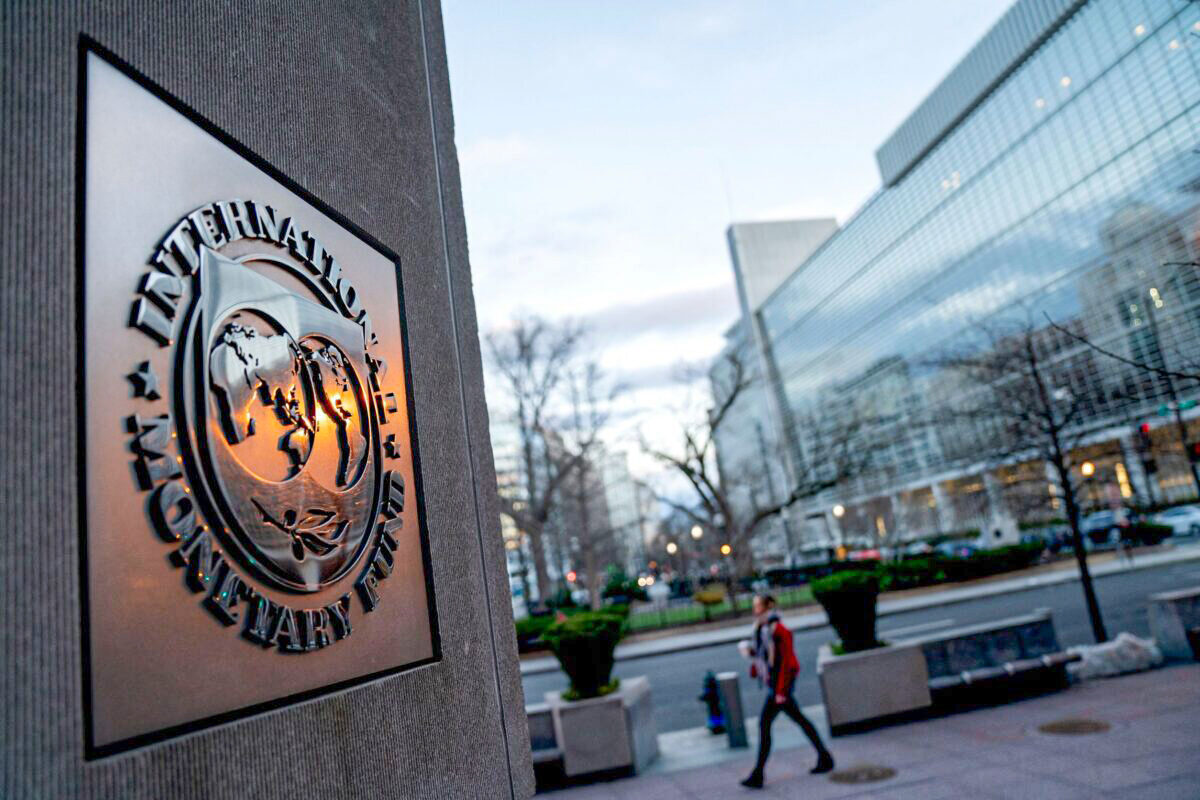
[830,504,847,559]
[1079,460,1097,509]
[689,524,704,570]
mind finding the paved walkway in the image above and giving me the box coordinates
[544,664,1200,798]
[521,543,1200,676]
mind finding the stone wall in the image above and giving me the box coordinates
[0,2,532,797]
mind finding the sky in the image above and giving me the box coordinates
[442,0,1014,474]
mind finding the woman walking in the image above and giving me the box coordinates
[740,594,834,789]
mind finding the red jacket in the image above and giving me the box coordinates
[750,615,801,695]
[770,619,801,695]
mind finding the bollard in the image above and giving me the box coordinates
[716,671,748,748]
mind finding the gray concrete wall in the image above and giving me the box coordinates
[0,2,533,797]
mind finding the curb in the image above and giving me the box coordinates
[519,545,1200,677]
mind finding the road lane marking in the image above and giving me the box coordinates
[879,618,955,638]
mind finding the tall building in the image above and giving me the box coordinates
[490,420,575,611]
[598,450,654,576]
[493,418,651,611]
[712,220,839,566]
[728,220,839,314]
[717,0,1200,551]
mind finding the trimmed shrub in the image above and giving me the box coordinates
[546,586,578,610]
[540,611,627,700]
[603,567,649,602]
[693,584,727,622]
[811,570,880,654]
[515,611,569,653]
[877,558,945,592]
[604,602,630,618]
[1130,522,1172,545]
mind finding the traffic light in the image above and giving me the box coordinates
[1136,422,1153,452]
[1189,442,1200,463]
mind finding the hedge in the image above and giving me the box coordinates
[877,541,1044,591]
[514,603,628,653]
[1130,522,1173,545]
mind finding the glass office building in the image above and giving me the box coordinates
[736,0,1200,549]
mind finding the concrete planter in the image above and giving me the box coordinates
[1148,586,1200,661]
[544,675,658,777]
[817,643,931,734]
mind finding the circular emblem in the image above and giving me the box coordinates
[180,246,381,592]
[126,200,408,652]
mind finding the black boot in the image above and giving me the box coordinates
[811,752,835,774]
[740,771,764,789]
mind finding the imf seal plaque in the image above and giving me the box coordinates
[79,43,439,756]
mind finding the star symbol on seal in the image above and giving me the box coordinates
[383,433,402,459]
[127,360,161,401]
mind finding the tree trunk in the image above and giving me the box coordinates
[527,528,552,607]
[585,544,601,611]
[515,541,533,614]
[733,541,754,579]
[1055,458,1108,643]
[730,524,755,581]
[520,424,553,604]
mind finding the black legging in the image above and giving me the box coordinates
[751,687,830,777]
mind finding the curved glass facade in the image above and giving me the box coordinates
[749,0,1200,546]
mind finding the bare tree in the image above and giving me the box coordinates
[930,314,1110,642]
[485,315,585,604]
[550,362,624,610]
[645,354,868,577]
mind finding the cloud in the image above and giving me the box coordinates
[459,134,532,171]
[579,282,738,344]
[663,7,745,38]
[611,362,685,393]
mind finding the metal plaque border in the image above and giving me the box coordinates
[75,34,442,760]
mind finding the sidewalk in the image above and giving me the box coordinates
[521,543,1200,676]
[545,664,1200,798]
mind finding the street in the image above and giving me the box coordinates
[521,557,1200,734]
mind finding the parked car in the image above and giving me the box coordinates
[902,541,935,558]
[934,541,978,559]
[1080,510,1124,546]
[1154,505,1200,537]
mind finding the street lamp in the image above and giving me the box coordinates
[720,543,732,556]
[690,525,703,540]
[666,541,678,555]
[1080,461,1095,477]
[832,504,845,518]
